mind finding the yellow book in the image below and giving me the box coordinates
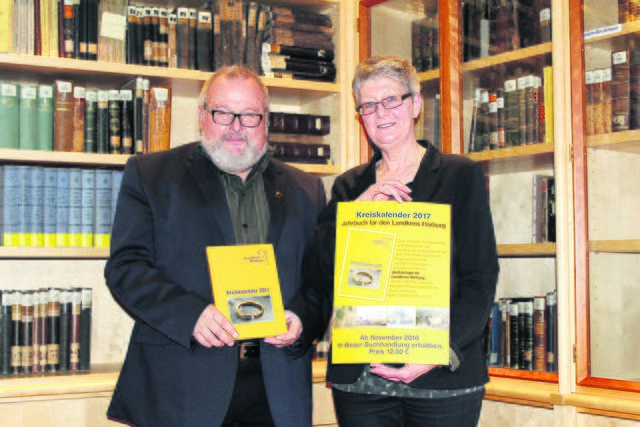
[0,0,14,53]
[332,201,451,365]
[40,0,50,56]
[543,66,554,144]
[206,244,287,340]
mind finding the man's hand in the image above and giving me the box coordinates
[193,304,238,348]
[369,363,436,384]
[264,310,302,347]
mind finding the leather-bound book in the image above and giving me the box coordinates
[57,289,71,372]
[149,87,172,153]
[84,90,97,152]
[11,291,22,375]
[585,70,595,135]
[96,90,109,153]
[85,0,98,60]
[72,86,86,152]
[158,8,168,67]
[78,288,92,370]
[20,291,33,374]
[77,0,87,59]
[53,80,74,152]
[602,67,612,134]
[1,291,12,375]
[611,49,631,132]
[151,7,160,66]
[63,0,74,58]
[196,10,213,72]
[120,89,134,155]
[142,6,153,65]
[126,5,138,64]
[188,8,197,69]
[167,11,177,68]
[176,8,189,69]
[245,2,259,72]
[592,70,605,134]
[46,288,60,372]
[69,288,81,371]
[108,89,121,154]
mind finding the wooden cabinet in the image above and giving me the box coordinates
[0,1,357,425]
[359,0,640,424]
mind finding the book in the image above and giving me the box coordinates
[55,167,70,247]
[63,0,75,58]
[196,10,213,72]
[149,86,171,153]
[545,290,557,373]
[68,168,82,246]
[78,288,92,370]
[37,85,54,151]
[508,300,519,369]
[20,291,33,374]
[0,1,14,53]
[585,70,595,136]
[97,0,127,64]
[58,289,71,371]
[488,90,499,150]
[158,8,168,67]
[0,291,12,375]
[188,8,197,70]
[488,303,501,366]
[141,78,150,154]
[245,2,259,72]
[150,7,160,66]
[612,49,631,132]
[108,89,121,154]
[93,169,112,247]
[468,88,480,153]
[533,296,546,371]
[69,288,81,371]
[547,177,556,243]
[96,90,109,153]
[119,89,134,155]
[36,289,48,372]
[19,85,39,150]
[532,174,551,243]
[602,67,612,134]
[126,5,139,64]
[167,11,177,68]
[176,7,189,69]
[43,168,57,247]
[29,166,45,247]
[77,0,87,59]
[80,169,94,247]
[11,291,22,374]
[0,83,20,150]
[84,90,97,152]
[46,288,60,372]
[206,244,287,340]
[72,86,86,152]
[53,80,74,152]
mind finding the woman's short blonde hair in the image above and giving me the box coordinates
[352,55,420,105]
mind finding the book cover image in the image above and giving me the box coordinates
[206,244,287,340]
[332,201,451,365]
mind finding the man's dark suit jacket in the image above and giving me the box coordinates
[301,141,499,390]
[104,142,325,427]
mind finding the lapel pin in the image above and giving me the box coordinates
[276,191,283,198]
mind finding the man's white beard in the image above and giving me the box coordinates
[202,133,266,175]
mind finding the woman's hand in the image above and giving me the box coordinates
[357,179,412,202]
[369,363,436,384]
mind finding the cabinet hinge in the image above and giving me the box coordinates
[573,344,577,363]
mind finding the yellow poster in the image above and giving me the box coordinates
[206,244,287,340]
[332,201,451,365]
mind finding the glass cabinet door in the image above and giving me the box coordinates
[573,0,640,391]
[460,0,557,382]
[359,0,441,158]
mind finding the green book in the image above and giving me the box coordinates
[84,90,97,153]
[19,85,39,150]
[0,83,19,149]
[37,85,54,151]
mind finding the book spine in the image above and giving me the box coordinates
[533,296,546,371]
[46,288,60,372]
[141,79,150,154]
[68,168,82,246]
[176,8,189,69]
[545,290,557,372]
[120,89,134,155]
[524,75,536,144]
[85,0,98,60]
[468,88,480,153]
[11,291,22,375]
[84,90,97,152]
[78,288,92,370]
[602,67,612,134]
[80,169,95,247]
[36,85,54,151]
[63,0,74,58]
[18,166,32,247]
[72,86,85,152]
[149,87,172,153]
[543,66,554,142]
[126,5,137,64]
[488,90,499,150]
[69,288,81,371]
[0,83,20,150]
[536,76,545,143]
[0,291,12,375]
[167,12,177,68]
[516,76,527,145]
[20,291,33,374]
[151,7,160,67]
[508,301,519,369]
[37,289,48,372]
[77,0,87,59]
[477,89,490,151]
[197,10,213,72]
[108,90,121,154]
[55,167,70,247]
[142,7,152,66]
[612,50,631,132]
[501,298,511,368]
[19,85,38,150]
[489,303,501,366]
[57,289,71,372]
[548,177,556,243]
[29,166,45,247]
[96,90,109,154]
[94,169,113,247]
[43,167,57,247]
[53,80,74,152]
[585,70,595,135]
[497,89,506,148]
[158,8,168,68]
[188,8,197,70]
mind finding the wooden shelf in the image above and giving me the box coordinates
[485,375,559,408]
[417,69,439,83]
[587,130,640,154]
[0,53,341,95]
[498,243,556,257]
[0,247,110,259]
[489,367,558,384]
[589,239,640,254]
[465,143,555,174]
[0,364,119,400]
[584,20,640,49]
[462,43,552,74]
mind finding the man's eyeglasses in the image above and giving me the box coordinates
[355,93,414,116]
[203,104,264,128]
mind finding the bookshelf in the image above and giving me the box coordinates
[361,0,640,425]
[0,1,354,426]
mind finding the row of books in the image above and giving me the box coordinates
[462,0,551,62]
[584,68,613,136]
[268,111,332,164]
[0,1,337,82]
[618,1,640,23]
[0,78,171,155]
[484,291,558,373]
[532,175,556,244]
[1,165,123,248]
[0,287,93,376]
[411,16,440,73]
[468,66,553,152]
[607,46,640,133]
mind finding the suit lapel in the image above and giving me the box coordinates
[264,164,286,248]
[185,147,236,245]
[409,142,442,201]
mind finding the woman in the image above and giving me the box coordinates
[301,55,499,426]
